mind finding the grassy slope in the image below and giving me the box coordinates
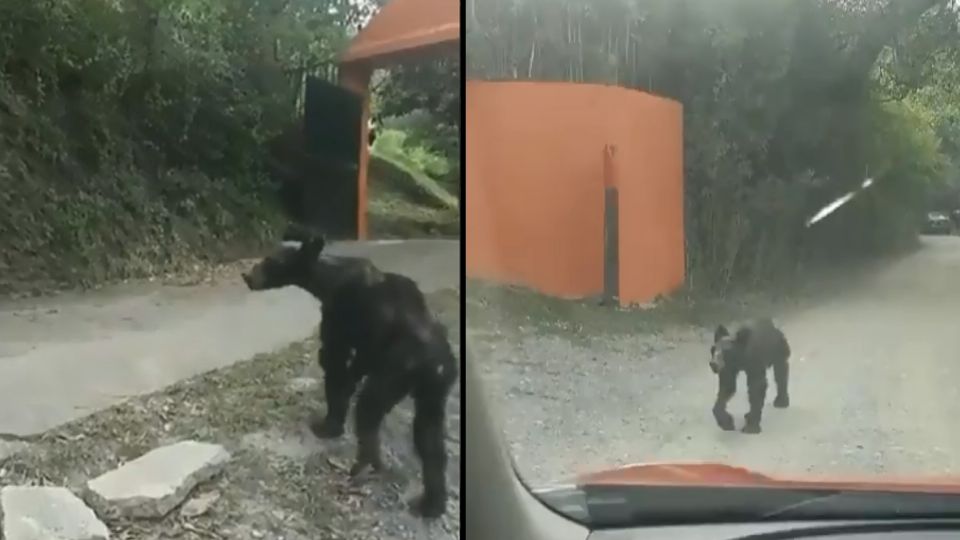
[368,133,460,238]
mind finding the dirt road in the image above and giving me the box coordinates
[470,235,960,487]
[0,239,459,437]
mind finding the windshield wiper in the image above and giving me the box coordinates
[536,484,960,528]
[757,489,960,522]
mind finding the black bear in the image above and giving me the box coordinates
[241,227,458,518]
[709,318,790,434]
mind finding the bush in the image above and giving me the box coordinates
[0,0,370,292]
[370,128,458,211]
[467,0,958,294]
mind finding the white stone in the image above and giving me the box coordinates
[84,440,230,519]
[240,428,318,461]
[0,440,30,463]
[1,486,110,540]
[286,377,319,392]
[179,490,220,518]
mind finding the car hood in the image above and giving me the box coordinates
[571,462,960,493]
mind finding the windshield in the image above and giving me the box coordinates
[466,0,960,526]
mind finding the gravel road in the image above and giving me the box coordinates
[0,286,461,540]
[469,235,960,488]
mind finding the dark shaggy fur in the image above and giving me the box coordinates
[241,227,458,518]
[709,318,791,434]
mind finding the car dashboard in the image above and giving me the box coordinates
[590,520,960,540]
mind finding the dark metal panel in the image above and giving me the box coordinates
[603,186,620,304]
[279,76,361,239]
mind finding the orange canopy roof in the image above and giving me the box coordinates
[340,0,459,66]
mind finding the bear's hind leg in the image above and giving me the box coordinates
[742,370,768,434]
[773,360,789,408]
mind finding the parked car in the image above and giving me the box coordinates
[924,211,953,235]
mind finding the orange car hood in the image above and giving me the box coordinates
[576,462,960,494]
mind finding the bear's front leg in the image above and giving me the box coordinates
[712,370,737,431]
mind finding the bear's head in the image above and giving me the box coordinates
[709,324,750,373]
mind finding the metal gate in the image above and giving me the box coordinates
[292,76,361,239]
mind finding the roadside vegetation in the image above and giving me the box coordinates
[0,0,459,295]
[467,0,960,296]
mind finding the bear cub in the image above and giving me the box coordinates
[709,318,791,434]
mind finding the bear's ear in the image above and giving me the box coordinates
[714,325,729,342]
[302,234,327,260]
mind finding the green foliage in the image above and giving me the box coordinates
[375,58,459,131]
[809,98,947,258]
[467,0,960,294]
[370,129,458,210]
[869,100,946,198]
[374,130,450,180]
[365,127,459,238]
[0,0,376,292]
[373,56,460,184]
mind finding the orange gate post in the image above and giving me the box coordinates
[338,0,460,239]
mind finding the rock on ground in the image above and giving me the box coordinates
[84,440,230,519]
[286,376,320,393]
[0,440,30,463]
[1,485,110,540]
[179,489,221,518]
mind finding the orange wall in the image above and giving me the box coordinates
[341,0,459,64]
[466,81,605,298]
[466,80,685,304]
[614,90,685,304]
